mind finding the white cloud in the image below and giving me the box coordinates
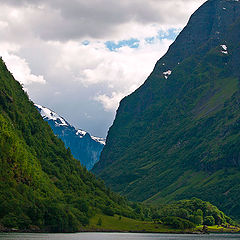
[3,53,46,86]
[0,44,46,86]
[0,0,207,136]
[0,20,8,29]
[46,37,172,111]
[95,92,126,111]
[4,54,46,86]
[0,0,206,41]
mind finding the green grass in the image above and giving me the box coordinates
[145,171,207,204]
[88,214,239,233]
[196,225,240,233]
[88,214,184,233]
[145,169,240,210]
[196,77,238,119]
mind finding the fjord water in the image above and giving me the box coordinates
[1,233,240,240]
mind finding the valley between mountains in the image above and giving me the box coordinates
[0,0,240,234]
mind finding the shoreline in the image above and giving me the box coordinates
[1,228,239,234]
[1,222,239,234]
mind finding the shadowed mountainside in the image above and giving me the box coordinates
[93,0,240,219]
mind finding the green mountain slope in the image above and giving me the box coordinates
[93,0,240,219]
[0,58,137,232]
[0,57,236,233]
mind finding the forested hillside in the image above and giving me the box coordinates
[0,57,136,232]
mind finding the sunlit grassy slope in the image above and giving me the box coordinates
[89,214,185,233]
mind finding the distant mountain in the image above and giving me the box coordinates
[93,0,240,219]
[35,104,105,170]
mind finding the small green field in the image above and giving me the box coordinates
[88,214,183,233]
[196,225,240,233]
[87,214,240,233]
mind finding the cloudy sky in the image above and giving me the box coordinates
[0,0,206,137]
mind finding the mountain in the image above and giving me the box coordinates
[0,57,138,232]
[35,104,105,170]
[93,0,240,219]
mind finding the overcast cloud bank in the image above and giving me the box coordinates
[0,0,206,136]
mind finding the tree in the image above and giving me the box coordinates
[97,217,102,226]
[204,216,215,226]
[103,207,115,216]
[190,215,203,225]
[195,209,203,217]
[176,208,189,219]
[162,216,195,229]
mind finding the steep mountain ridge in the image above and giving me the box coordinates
[93,0,240,219]
[35,104,105,170]
[0,57,136,232]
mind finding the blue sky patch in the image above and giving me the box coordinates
[145,37,155,44]
[105,38,140,51]
[105,28,181,51]
[145,28,181,44]
[82,40,90,45]
[157,28,181,40]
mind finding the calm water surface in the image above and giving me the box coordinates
[0,233,240,240]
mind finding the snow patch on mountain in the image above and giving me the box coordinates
[220,44,228,54]
[91,136,106,145]
[35,104,68,126]
[163,70,172,79]
[35,104,105,145]
[76,129,87,138]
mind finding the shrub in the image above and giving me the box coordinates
[97,217,102,226]
[103,207,115,216]
[162,216,195,229]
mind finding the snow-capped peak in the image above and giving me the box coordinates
[76,129,105,144]
[35,104,68,126]
[76,129,87,138]
[91,136,105,145]
[35,104,106,145]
